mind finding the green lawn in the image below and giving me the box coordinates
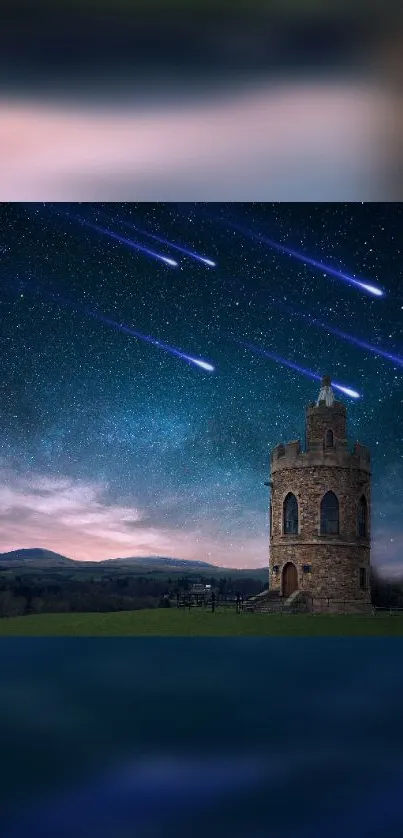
[1,609,403,636]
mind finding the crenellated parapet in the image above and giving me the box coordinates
[271,441,371,474]
[271,440,301,464]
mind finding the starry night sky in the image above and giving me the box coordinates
[0,202,402,573]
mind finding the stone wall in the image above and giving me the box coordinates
[271,465,370,540]
[269,543,370,600]
[269,461,371,605]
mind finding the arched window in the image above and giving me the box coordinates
[283,493,298,535]
[320,491,339,534]
[357,496,368,537]
[325,429,334,448]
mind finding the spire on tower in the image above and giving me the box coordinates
[317,375,335,407]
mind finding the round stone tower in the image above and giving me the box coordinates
[268,376,371,611]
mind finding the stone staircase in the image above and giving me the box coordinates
[244,589,312,614]
[243,590,281,614]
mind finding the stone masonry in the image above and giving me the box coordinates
[268,376,371,609]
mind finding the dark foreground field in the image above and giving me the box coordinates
[1,609,403,635]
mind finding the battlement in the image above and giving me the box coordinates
[272,440,301,462]
[271,438,370,472]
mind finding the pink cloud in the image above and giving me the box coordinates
[0,470,267,567]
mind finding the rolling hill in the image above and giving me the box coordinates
[101,556,215,569]
[0,548,267,578]
[0,548,76,567]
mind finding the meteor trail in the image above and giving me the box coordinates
[94,313,215,370]
[217,218,383,298]
[237,339,361,399]
[115,216,216,267]
[276,303,403,368]
[62,213,179,267]
[49,293,214,372]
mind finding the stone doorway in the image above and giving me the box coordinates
[282,562,298,597]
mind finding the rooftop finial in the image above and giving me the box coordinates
[317,375,335,406]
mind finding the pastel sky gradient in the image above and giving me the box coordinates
[0,470,264,567]
[0,82,391,201]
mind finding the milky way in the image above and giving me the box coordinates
[0,202,402,573]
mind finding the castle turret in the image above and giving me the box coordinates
[268,376,371,612]
[305,375,348,453]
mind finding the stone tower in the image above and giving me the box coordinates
[268,376,371,610]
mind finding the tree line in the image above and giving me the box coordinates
[0,571,265,618]
[1,568,397,618]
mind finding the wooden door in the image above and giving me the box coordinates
[282,562,298,597]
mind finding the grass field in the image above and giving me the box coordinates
[1,608,403,635]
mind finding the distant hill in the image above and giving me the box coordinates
[0,548,267,577]
[100,557,267,577]
[0,548,76,567]
[101,556,216,569]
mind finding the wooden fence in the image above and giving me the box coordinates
[175,593,244,612]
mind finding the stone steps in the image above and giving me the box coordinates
[244,591,287,614]
[244,592,374,615]
[245,588,313,612]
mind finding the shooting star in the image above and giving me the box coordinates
[277,303,403,368]
[61,213,179,267]
[237,339,361,399]
[49,293,214,372]
[216,218,384,298]
[113,215,216,268]
[92,313,214,371]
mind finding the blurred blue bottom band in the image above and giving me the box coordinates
[0,639,402,837]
